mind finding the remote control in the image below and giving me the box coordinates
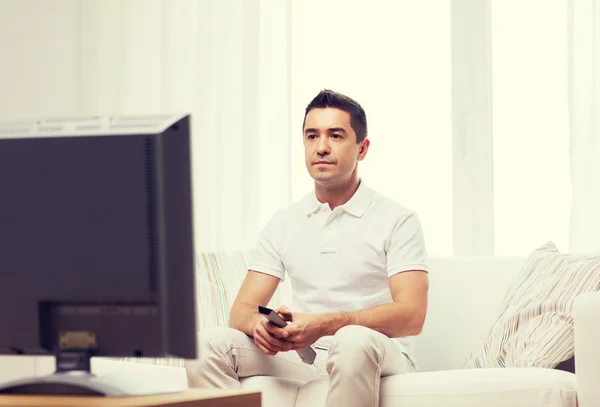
[258,305,317,364]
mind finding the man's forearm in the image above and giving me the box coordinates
[229,301,261,337]
[322,302,425,338]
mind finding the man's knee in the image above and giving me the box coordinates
[185,327,246,386]
[186,327,245,371]
[327,325,383,374]
[331,325,380,354]
[197,326,247,356]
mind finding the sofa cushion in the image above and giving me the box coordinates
[466,241,600,369]
[291,368,576,407]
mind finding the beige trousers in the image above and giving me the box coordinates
[185,325,414,407]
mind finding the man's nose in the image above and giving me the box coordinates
[316,137,330,154]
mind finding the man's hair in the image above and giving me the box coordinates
[303,89,368,144]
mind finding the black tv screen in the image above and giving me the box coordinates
[0,114,197,362]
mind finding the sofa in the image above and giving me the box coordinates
[1,254,599,407]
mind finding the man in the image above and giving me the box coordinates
[186,89,429,407]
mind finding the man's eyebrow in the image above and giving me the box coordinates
[304,127,347,134]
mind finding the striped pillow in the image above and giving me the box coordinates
[196,251,252,329]
[465,241,600,369]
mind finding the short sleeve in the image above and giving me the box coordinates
[247,209,286,280]
[386,212,428,277]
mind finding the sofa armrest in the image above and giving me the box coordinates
[574,290,600,407]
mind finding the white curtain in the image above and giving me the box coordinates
[78,0,292,252]
[568,0,600,253]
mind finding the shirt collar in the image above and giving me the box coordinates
[304,179,374,217]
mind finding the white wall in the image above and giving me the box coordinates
[0,0,81,120]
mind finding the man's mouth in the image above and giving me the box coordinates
[314,161,334,165]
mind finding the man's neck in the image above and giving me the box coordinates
[314,176,361,210]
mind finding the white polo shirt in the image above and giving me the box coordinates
[248,180,428,360]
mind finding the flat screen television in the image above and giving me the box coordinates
[0,113,197,396]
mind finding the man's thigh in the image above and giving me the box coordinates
[327,325,415,376]
[197,327,327,382]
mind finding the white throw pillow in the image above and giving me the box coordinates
[466,241,600,369]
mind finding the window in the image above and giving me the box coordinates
[291,0,453,255]
[491,0,571,255]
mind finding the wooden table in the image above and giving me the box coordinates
[0,388,261,407]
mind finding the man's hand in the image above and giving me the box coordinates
[278,306,330,350]
[251,314,293,355]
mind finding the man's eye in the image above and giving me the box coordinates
[331,134,341,139]
[307,135,317,139]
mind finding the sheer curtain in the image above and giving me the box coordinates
[78,0,292,252]
[4,0,597,257]
[568,0,600,253]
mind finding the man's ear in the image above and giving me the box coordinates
[358,138,370,159]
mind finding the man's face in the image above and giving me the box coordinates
[303,107,369,185]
